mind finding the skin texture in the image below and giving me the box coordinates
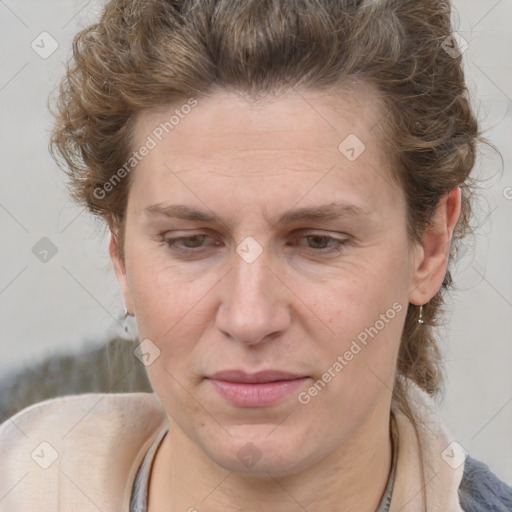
[110,88,461,511]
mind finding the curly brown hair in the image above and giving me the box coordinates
[50,0,480,502]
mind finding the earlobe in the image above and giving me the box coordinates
[408,187,461,305]
[109,232,134,313]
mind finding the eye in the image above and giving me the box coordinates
[292,233,350,253]
[163,234,215,252]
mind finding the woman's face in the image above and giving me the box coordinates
[113,88,423,475]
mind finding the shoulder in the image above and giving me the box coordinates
[0,392,165,441]
[459,455,512,512]
[0,393,167,512]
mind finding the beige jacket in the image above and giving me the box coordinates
[0,384,466,511]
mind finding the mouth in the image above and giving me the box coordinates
[206,370,310,407]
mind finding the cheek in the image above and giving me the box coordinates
[316,291,405,389]
[126,252,208,355]
[129,243,195,315]
[313,254,408,334]
[304,253,408,396]
[127,260,207,407]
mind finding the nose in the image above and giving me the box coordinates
[215,248,291,346]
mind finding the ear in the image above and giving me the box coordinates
[408,187,461,305]
[109,232,134,314]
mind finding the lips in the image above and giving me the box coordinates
[209,369,306,383]
[206,370,309,407]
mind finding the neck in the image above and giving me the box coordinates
[148,405,393,512]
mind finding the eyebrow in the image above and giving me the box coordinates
[143,202,371,226]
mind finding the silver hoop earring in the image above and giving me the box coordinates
[418,305,424,324]
[123,305,134,318]
[122,305,135,334]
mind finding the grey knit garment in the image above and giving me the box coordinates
[457,456,512,512]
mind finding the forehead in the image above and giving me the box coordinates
[133,86,386,158]
[127,88,402,220]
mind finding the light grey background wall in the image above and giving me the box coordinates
[1,0,511,484]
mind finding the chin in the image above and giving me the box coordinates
[198,424,323,476]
